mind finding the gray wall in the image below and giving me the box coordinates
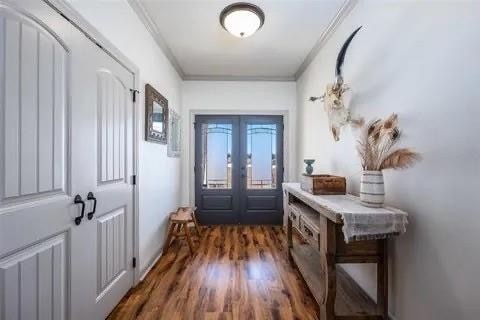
[296,1,480,319]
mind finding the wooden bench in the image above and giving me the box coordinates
[163,207,202,255]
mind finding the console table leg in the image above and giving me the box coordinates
[320,216,337,320]
[377,239,388,319]
[287,217,293,263]
[320,254,336,320]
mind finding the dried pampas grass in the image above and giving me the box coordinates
[357,114,421,171]
[380,148,421,170]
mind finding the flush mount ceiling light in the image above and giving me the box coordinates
[220,2,265,38]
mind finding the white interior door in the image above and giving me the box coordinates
[0,1,135,319]
[71,28,135,320]
[0,1,77,319]
[94,56,135,320]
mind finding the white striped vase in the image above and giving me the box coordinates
[360,170,385,208]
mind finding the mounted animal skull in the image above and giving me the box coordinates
[310,26,363,141]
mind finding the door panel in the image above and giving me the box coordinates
[0,1,135,319]
[97,207,126,297]
[97,70,128,184]
[246,196,276,210]
[0,233,67,320]
[195,116,240,224]
[195,115,283,225]
[90,43,134,320]
[240,116,283,224]
[70,27,134,318]
[202,195,232,210]
[1,1,67,204]
[0,3,72,319]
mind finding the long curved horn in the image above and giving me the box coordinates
[335,26,362,79]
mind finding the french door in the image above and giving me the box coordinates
[0,1,135,319]
[195,115,283,225]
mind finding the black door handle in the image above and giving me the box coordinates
[74,195,85,225]
[87,192,97,220]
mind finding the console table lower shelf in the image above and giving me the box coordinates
[290,244,379,319]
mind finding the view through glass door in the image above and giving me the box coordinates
[195,115,283,224]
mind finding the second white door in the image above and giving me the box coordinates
[69,21,136,319]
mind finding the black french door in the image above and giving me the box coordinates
[195,115,284,225]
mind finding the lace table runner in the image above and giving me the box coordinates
[283,183,408,243]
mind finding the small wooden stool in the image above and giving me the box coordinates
[163,207,201,255]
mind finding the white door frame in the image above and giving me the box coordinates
[44,0,142,285]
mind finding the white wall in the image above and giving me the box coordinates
[68,0,182,275]
[181,81,297,205]
[297,1,480,319]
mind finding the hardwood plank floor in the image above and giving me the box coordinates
[108,226,318,320]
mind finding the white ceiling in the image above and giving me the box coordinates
[132,0,348,80]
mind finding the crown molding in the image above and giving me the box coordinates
[127,0,185,79]
[128,0,357,82]
[295,0,358,80]
[183,74,295,82]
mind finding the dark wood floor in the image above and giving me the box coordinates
[108,225,318,320]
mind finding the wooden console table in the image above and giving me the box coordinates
[283,183,407,320]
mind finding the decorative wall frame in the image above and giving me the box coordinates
[145,84,168,144]
[168,109,181,157]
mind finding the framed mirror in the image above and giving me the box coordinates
[145,84,168,144]
[168,109,181,157]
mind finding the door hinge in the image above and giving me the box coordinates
[132,257,137,268]
[131,175,137,185]
[193,122,197,129]
[130,89,139,103]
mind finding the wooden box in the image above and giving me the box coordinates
[300,174,346,195]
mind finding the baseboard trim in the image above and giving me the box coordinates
[139,247,163,282]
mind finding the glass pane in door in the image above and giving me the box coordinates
[201,123,232,189]
[247,124,277,189]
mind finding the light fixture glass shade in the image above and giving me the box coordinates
[224,10,261,38]
[220,3,265,38]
